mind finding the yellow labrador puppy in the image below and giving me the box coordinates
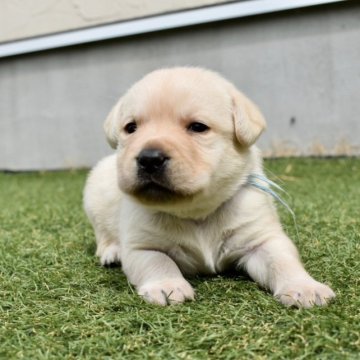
[83,67,335,307]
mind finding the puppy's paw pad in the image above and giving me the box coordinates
[276,279,335,308]
[97,244,121,266]
[138,278,195,306]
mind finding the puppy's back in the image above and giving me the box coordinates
[83,154,122,235]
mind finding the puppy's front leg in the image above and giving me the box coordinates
[122,249,194,306]
[240,235,335,308]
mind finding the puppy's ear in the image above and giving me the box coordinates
[103,100,122,149]
[230,87,266,146]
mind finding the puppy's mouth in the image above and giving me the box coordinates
[131,176,190,204]
[133,180,183,203]
[134,181,176,201]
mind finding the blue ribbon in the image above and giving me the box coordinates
[247,174,295,218]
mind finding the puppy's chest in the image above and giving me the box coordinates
[160,221,236,275]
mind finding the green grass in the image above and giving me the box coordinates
[0,158,359,359]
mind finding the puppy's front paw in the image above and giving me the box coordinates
[276,279,335,308]
[138,278,195,306]
[96,243,121,266]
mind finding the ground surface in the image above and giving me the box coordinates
[0,158,359,359]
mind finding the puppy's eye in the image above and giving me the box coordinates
[187,122,210,133]
[124,121,137,134]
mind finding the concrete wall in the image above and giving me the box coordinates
[1,1,359,170]
[0,0,230,42]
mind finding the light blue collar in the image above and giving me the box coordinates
[247,173,300,240]
[247,173,295,219]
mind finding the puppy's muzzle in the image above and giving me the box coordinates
[137,148,169,175]
[134,148,175,202]
[133,148,191,203]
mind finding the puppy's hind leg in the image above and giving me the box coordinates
[94,228,121,266]
[83,154,122,266]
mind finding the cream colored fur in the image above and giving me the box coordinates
[83,67,335,307]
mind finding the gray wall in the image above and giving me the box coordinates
[1,2,359,170]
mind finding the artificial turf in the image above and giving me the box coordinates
[0,158,359,359]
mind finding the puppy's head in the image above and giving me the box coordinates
[104,67,266,218]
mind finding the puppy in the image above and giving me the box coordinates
[83,67,335,307]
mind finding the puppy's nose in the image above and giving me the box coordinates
[137,149,169,174]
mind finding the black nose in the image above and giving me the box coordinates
[136,149,169,174]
